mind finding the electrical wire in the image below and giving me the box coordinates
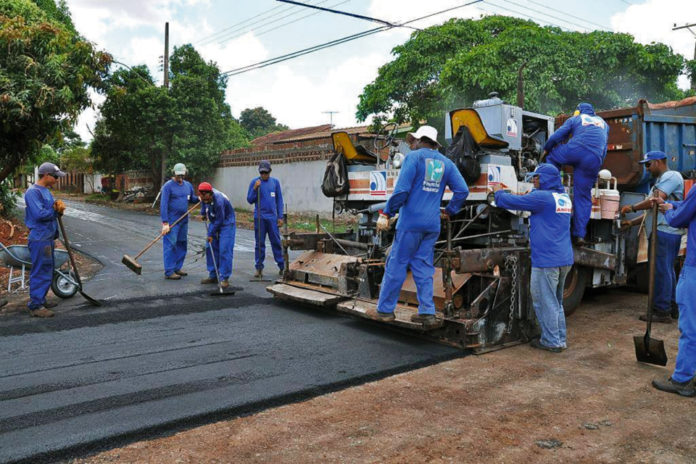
[525,0,610,30]
[254,1,352,39]
[480,0,573,31]
[196,4,291,45]
[493,0,592,32]
[221,0,483,77]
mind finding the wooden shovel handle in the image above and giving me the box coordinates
[134,201,201,260]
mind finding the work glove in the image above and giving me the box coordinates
[161,223,170,235]
[376,214,389,232]
[620,220,633,231]
[620,205,633,216]
[53,200,66,215]
[207,236,213,243]
[277,218,283,228]
[254,179,262,190]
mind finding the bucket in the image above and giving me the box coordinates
[599,192,620,219]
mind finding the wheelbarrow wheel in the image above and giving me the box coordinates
[52,271,79,299]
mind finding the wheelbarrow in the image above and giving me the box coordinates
[0,242,80,298]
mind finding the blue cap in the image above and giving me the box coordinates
[38,162,66,177]
[258,160,271,173]
[639,151,667,164]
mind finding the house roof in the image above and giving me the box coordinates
[250,124,332,146]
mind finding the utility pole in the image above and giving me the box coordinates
[322,111,339,127]
[673,22,696,90]
[161,22,170,188]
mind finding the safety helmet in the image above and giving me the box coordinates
[173,163,187,175]
[198,182,213,192]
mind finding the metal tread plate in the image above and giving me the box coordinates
[266,283,347,307]
[336,299,444,332]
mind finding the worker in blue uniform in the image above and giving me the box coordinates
[247,160,284,278]
[160,163,199,280]
[375,126,469,326]
[199,182,236,288]
[544,102,609,245]
[493,164,574,352]
[24,162,67,318]
[651,187,696,397]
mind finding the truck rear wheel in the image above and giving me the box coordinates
[563,265,588,317]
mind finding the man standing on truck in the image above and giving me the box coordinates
[247,160,285,278]
[160,163,199,280]
[24,162,67,318]
[544,102,609,246]
[650,187,696,396]
[492,164,573,352]
[621,151,684,323]
[375,126,469,327]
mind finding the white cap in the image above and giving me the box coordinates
[173,163,187,175]
[408,125,440,147]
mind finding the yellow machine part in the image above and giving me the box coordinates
[450,109,508,148]
[332,132,376,163]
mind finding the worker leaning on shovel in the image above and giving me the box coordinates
[160,163,199,280]
[650,188,696,397]
[24,162,67,318]
[198,182,236,288]
[246,160,285,279]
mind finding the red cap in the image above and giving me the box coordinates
[198,182,213,192]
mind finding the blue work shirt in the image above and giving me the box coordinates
[665,187,696,267]
[247,177,284,220]
[24,184,58,241]
[544,109,609,162]
[646,170,684,236]
[201,190,236,238]
[384,148,469,233]
[494,166,574,268]
[160,179,198,224]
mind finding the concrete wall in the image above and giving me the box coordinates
[211,159,333,214]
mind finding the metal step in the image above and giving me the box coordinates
[266,283,347,308]
[336,299,444,332]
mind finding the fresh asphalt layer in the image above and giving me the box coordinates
[0,200,459,463]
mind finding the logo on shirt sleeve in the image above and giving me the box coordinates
[423,159,445,192]
[552,193,572,214]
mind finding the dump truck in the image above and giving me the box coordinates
[267,95,696,352]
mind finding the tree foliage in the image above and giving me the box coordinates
[240,106,289,139]
[91,45,249,188]
[357,15,690,133]
[0,0,111,183]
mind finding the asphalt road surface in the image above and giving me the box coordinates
[0,200,458,463]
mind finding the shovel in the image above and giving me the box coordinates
[122,202,200,274]
[634,194,668,366]
[57,215,102,306]
[204,218,235,297]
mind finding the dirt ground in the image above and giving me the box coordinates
[70,288,696,464]
[0,216,102,313]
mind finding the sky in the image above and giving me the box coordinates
[65,0,696,141]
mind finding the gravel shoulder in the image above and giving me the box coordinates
[70,287,696,464]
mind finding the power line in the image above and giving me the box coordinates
[525,0,610,31]
[196,4,290,45]
[220,0,483,77]
[492,0,592,32]
[479,1,565,29]
[220,0,350,45]
[277,0,395,27]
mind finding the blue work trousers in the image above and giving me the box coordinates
[206,226,236,281]
[28,239,54,310]
[377,230,439,315]
[548,145,602,239]
[672,265,696,383]
[530,265,571,348]
[652,230,682,313]
[254,217,284,271]
[163,221,188,276]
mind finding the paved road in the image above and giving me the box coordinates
[0,200,459,463]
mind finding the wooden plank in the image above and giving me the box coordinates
[266,283,346,307]
[336,299,443,332]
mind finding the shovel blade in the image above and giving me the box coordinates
[634,334,668,366]
[122,255,142,275]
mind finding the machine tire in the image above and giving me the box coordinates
[52,271,79,299]
[563,265,589,317]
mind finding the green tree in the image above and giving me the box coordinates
[357,15,688,136]
[240,106,289,139]
[91,46,248,188]
[0,0,111,183]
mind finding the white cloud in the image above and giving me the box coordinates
[74,90,105,142]
[611,0,696,60]
[226,51,390,129]
[198,32,270,73]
